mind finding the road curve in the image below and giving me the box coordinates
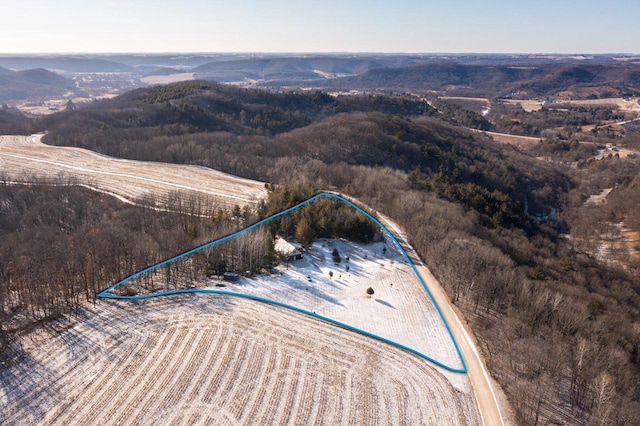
[329,191,508,425]
[377,212,508,426]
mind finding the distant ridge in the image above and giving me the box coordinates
[0,66,75,102]
[0,56,133,73]
[323,62,640,98]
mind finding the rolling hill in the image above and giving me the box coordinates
[2,77,640,424]
[0,66,76,102]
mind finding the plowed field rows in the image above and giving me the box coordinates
[217,239,467,387]
[0,135,267,210]
[0,295,478,425]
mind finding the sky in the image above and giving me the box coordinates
[1,0,639,54]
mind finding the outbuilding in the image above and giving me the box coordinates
[223,272,240,282]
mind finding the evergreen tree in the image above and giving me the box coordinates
[295,216,314,246]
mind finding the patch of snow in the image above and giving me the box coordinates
[585,188,613,205]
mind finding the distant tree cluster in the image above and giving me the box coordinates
[0,106,35,134]
[432,99,492,131]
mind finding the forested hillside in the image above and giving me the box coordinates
[0,66,75,102]
[2,81,639,424]
[0,106,33,134]
[35,82,566,226]
[324,62,640,98]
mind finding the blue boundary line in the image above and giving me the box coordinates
[98,192,468,374]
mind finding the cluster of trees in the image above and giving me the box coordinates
[0,106,33,134]
[113,225,277,297]
[565,155,640,271]
[431,99,492,131]
[0,178,272,334]
[528,138,598,162]
[258,185,380,246]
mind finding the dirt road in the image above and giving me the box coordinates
[413,262,506,426]
[377,214,509,426]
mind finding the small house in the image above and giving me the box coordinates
[274,237,303,261]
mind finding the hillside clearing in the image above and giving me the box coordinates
[192,238,467,385]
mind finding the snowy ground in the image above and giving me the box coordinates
[0,295,477,425]
[203,238,466,387]
[0,238,477,425]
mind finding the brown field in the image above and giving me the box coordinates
[0,135,267,210]
[552,97,640,111]
[15,95,119,116]
[497,99,543,112]
[439,96,490,105]
[502,97,640,113]
[468,129,541,149]
[593,225,640,269]
[483,131,542,148]
[0,295,478,425]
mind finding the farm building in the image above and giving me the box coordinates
[275,237,303,261]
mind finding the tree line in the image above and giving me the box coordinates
[0,176,382,341]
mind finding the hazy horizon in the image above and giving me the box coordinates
[2,0,639,55]
[0,52,638,56]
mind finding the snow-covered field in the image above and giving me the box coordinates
[1,294,477,425]
[0,238,478,425]
[203,239,465,383]
[0,135,267,210]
